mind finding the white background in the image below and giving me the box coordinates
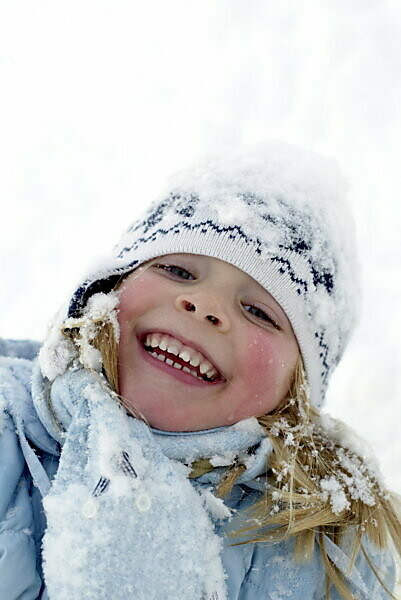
[0,1,400,493]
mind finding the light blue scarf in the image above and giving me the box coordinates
[32,366,267,600]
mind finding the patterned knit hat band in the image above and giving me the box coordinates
[68,142,359,408]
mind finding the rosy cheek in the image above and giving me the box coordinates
[242,330,276,385]
[118,275,164,323]
[238,328,293,409]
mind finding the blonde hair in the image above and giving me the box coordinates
[225,360,401,599]
[63,316,401,600]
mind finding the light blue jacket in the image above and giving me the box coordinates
[0,340,395,599]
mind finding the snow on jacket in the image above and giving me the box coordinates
[0,340,395,599]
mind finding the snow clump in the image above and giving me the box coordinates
[39,292,120,380]
[199,488,232,521]
[39,304,78,380]
[320,476,351,515]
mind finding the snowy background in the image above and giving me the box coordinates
[1,1,400,496]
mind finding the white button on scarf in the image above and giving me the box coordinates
[82,498,98,519]
[135,493,152,512]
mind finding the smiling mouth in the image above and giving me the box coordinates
[139,332,224,384]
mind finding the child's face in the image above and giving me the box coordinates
[117,254,299,432]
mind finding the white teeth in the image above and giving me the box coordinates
[167,341,181,355]
[151,333,161,347]
[149,351,216,381]
[199,361,213,375]
[144,333,220,381]
[159,336,168,351]
[189,353,201,368]
[178,349,191,363]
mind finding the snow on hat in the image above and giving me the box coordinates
[58,141,360,408]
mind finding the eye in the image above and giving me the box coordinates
[242,304,280,330]
[152,263,195,280]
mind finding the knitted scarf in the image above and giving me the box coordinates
[34,367,267,600]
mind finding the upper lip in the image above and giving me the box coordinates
[138,328,226,380]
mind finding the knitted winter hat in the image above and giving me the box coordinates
[62,141,359,408]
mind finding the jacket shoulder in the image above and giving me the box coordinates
[220,485,395,599]
[0,354,59,457]
[0,338,41,361]
[232,532,395,600]
[0,354,34,427]
[0,410,43,598]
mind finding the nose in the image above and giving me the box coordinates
[175,293,231,332]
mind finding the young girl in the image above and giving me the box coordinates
[0,141,399,599]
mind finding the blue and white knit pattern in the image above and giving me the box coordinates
[67,141,359,407]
